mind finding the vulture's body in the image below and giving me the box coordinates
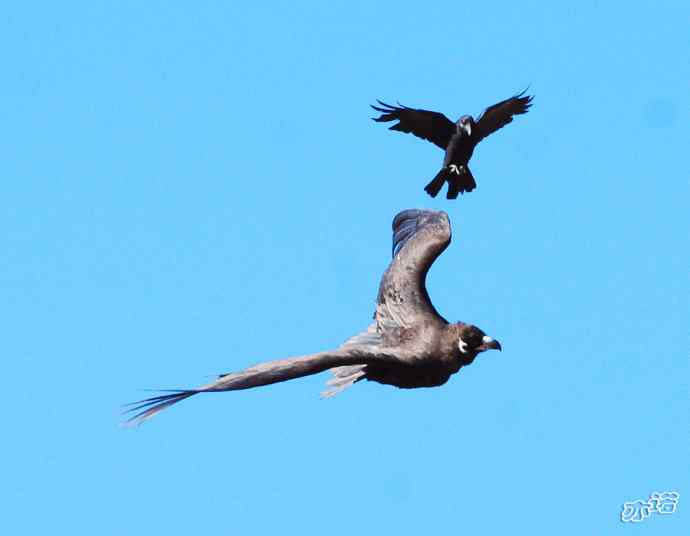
[124,210,501,425]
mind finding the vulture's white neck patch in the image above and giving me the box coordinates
[458,337,468,354]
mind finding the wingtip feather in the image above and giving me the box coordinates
[121,390,197,427]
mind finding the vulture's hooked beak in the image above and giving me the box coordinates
[481,335,502,352]
[462,122,472,137]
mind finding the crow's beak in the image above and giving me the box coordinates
[462,123,472,137]
[481,335,502,351]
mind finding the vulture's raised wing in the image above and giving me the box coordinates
[376,209,451,331]
[474,90,533,143]
[371,101,455,150]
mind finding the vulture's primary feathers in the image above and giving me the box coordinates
[371,91,533,198]
[124,209,502,425]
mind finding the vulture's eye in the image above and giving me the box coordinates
[463,328,485,349]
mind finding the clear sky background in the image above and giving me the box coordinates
[1,2,688,534]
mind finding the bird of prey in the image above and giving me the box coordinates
[371,91,533,199]
[124,209,501,425]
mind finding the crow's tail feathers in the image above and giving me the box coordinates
[424,169,447,198]
[424,166,476,199]
[446,166,476,199]
[121,390,198,427]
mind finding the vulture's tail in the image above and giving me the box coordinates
[320,365,367,398]
[424,169,447,198]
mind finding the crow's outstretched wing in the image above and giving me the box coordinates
[474,90,533,143]
[371,101,455,150]
[376,209,452,331]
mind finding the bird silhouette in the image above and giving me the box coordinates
[372,91,533,198]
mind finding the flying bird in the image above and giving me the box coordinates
[124,209,502,425]
[371,91,533,199]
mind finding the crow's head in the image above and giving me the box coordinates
[456,115,475,137]
[455,323,501,357]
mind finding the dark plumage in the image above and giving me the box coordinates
[371,91,533,199]
[124,209,502,425]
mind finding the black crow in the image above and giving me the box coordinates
[371,91,533,199]
[124,209,501,425]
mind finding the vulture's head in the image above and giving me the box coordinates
[456,115,475,137]
[456,323,502,357]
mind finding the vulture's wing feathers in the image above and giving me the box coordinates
[123,345,397,425]
[376,209,451,331]
[474,90,533,142]
[371,101,455,150]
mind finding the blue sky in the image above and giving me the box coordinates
[1,1,688,534]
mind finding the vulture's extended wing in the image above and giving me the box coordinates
[124,345,398,425]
